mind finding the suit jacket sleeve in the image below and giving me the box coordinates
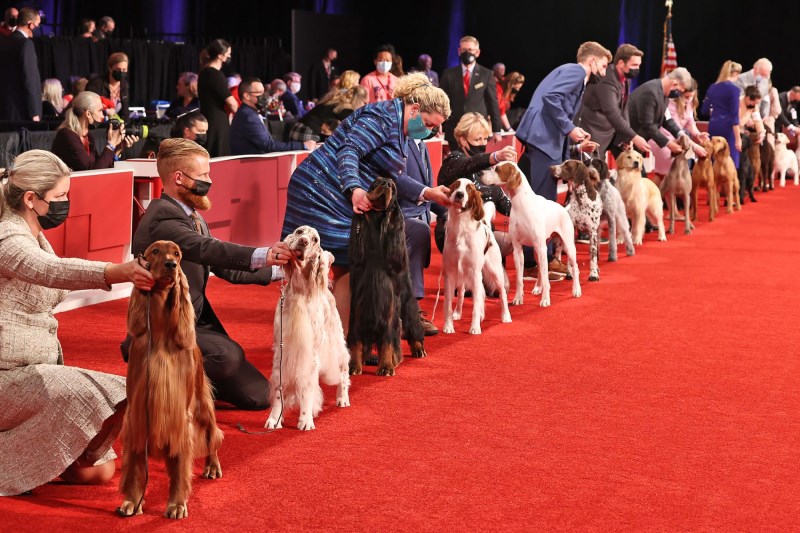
[437,151,492,188]
[541,70,585,137]
[396,170,426,203]
[211,266,271,285]
[596,79,636,143]
[483,67,502,133]
[636,91,670,147]
[21,39,42,119]
[662,113,683,140]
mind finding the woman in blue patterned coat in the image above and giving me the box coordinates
[281,72,451,328]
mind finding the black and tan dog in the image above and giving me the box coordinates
[348,177,426,376]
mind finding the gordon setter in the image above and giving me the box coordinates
[348,177,427,376]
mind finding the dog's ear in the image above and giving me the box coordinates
[466,183,485,221]
[584,166,600,201]
[171,267,196,349]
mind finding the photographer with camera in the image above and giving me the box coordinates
[51,91,139,171]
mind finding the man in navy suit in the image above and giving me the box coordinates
[439,36,502,150]
[515,41,611,274]
[230,78,316,155]
[0,7,42,121]
[397,136,451,335]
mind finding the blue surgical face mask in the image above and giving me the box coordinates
[407,112,431,140]
[754,74,764,83]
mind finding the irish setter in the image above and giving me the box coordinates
[118,240,223,520]
[348,177,427,376]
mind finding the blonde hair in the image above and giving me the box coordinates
[0,150,71,218]
[393,71,451,120]
[453,112,490,145]
[675,78,699,120]
[330,85,368,113]
[460,35,479,49]
[42,78,65,114]
[501,71,525,104]
[338,70,360,90]
[716,60,742,83]
[58,90,101,135]
[157,138,210,179]
[577,41,612,63]
[178,71,198,98]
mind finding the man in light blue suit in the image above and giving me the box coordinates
[397,137,451,335]
[514,41,611,274]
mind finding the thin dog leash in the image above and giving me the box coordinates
[237,279,286,435]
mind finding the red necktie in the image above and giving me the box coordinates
[463,69,470,96]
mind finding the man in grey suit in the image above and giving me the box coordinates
[575,44,651,158]
[736,58,772,118]
[439,36,502,150]
[628,67,706,159]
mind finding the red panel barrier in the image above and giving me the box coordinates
[44,168,134,263]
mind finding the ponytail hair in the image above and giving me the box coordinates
[200,38,231,68]
[58,91,101,135]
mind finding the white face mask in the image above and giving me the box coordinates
[290,82,301,94]
[376,61,392,74]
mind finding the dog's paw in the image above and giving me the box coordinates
[608,254,617,262]
[511,296,523,306]
[336,397,350,407]
[410,342,427,358]
[532,285,543,296]
[297,417,316,431]
[452,311,462,321]
[625,247,635,256]
[376,365,395,376]
[658,235,667,242]
[442,322,455,334]
[116,500,144,517]
[165,503,188,520]
[468,325,482,335]
[539,296,550,308]
[349,363,362,376]
[264,417,283,430]
[573,286,582,298]
[202,458,222,479]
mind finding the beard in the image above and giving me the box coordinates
[178,188,212,211]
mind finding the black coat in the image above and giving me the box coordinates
[0,31,42,120]
[439,63,502,148]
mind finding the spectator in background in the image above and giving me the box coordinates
[281,72,307,119]
[228,73,242,108]
[413,54,439,87]
[775,86,800,136]
[287,85,368,143]
[51,91,138,171]
[78,18,96,40]
[338,69,361,91]
[361,44,398,104]
[166,71,199,119]
[498,71,525,132]
[230,77,316,155]
[63,76,88,106]
[41,78,65,120]
[701,60,743,167]
[198,39,237,157]
[87,52,130,119]
[266,79,288,118]
[0,7,42,122]
[0,7,18,37]
[307,48,338,103]
[736,58,772,118]
[170,110,208,147]
[390,53,405,78]
[440,35,503,149]
[93,16,114,40]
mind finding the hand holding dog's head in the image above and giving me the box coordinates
[141,240,182,290]
[711,136,730,157]
[366,177,397,211]
[284,226,322,264]
[551,160,600,201]
[481,161,524,191]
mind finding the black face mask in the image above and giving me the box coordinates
[424,126,440,140]
[587,72,600,85]
[746,103,756,110]
[464,143,486,156]
[112,70,127,82]
[668,89,682,99]
[625,68,640,79]
[193,133,207,146]
[224,56,232,65]
[34,197,70,230]
[181,175,211,196]
[459,51,476,66]
[7,17,17,26]
[510,88,519,95]
[255,95,269,113]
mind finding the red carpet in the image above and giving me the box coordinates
[2,186,799,530]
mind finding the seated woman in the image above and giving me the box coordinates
[287,85,368,142]
[51,91,138,171]
[170,109,208,147]
[434,112,517,254]
[41,78,65,120]
[165,71,199,120]
[0,150,153,496]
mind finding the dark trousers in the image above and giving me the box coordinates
[404,215,431,300]
[526,145,563,265]
[120,325,270,410]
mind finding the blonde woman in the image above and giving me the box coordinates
[50,91,138,171]
[0,150,153,496]
[41,78,65,119]
[288,85,368,142]
[701,60,743,166]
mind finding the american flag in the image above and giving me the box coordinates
[661,1,677,76]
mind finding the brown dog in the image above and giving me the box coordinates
[119,240,223,520]
[660,135,695,235]
[710,136,741,213]
[691,138,716,222]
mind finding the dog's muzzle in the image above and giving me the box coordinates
[164,260,177,271]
